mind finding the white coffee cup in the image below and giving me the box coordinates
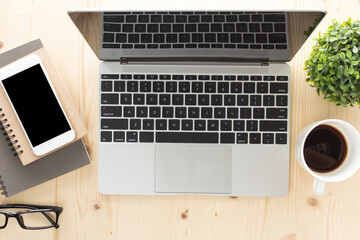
[295,119,360,195]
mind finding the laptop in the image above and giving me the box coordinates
[68,9,326,196]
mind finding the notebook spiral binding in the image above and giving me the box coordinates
[0,175,8,196]
[0,108,23,156]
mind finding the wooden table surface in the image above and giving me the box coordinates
[1,0,360,239]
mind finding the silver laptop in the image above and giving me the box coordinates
[69,9,326,196]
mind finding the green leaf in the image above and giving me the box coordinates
[346,51,352,59]
[351,61,359,65]
[340,52,346,61]
[353,46,358,53]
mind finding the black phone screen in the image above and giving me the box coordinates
[2,64,71,147]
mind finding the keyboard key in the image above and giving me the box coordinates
[195,120,206,131]
[146,94,158,105]
[230,34,242,43]
[240,108,251,119]
[208,120,219,131]
[148,24,159,32]
[238,15,250,22]
[101,119,128,130]
[162,107,174,118]
[276,133,287,144]
[173,24,185,32]
[253,108,265,119]
[156,132,218,143]
[201,15,212,22]
[235,23,247,32]
[127,81,138,92]
[276,76,288,81]
[269,34,287,43]
[225,43,236,49]
[140,81,151,92]
[159,94,171,105]
[163,15,174,23]
[218,33,229,42]
[262,133,274,144]
[234,120,245,131]
[246,120,258,131]
[153,81,164,92]
[136,107,148,117]
[127,132,138,142]
[104,15,124,23]
[176,15,187,23]
[218,82,229,93]
[134,24,146,33]
[189,15,200,22]
[192,82,203,93]
[101,81,113,92]
[211,44,223,48]
[166,34,177,42]
[101,106,122,117]
[213,15,225,22]
[169,119,180,130]
[185,95,197,105]
[201,107,213,118]
[256,34,267,43]
[101,131,112,142]
[103,44,120,48]
[130,119,141,130]
[140,132,154,142]
[113,131,125,142]
[263,95,275,106]
[250,133,261,144]
[224,23,235,32]
[124,106,135,117]
[264,14,285,22]
[274,23,286,32]
[160,75,171,80]
[250,95,261,106]
[270,83,288,93]
[147,44,159,49]
[250,44,261,49]
[211,95,223,105]
[138,15,150,23]
[237,95,249,106]
[224,95,236,106]
[125,15,137,23]
[220,133,235,144]
[186,24,197,32]
[156,119,167,130]
[198,24,210,32]
[101,74,119,79]
[143,119,154,130]
[243,34,254,43]
[179,34,191,42]
[120,93,131,104]
[179,82,190,92]
[225,75,236,81]
[266,108,287,119]
[214,107,226,118]
[186,44,197,48]
[150,107,161,117]
[260,121,287,131]
[175,107,186,118]
[263,44,275,49]
[101,94,119,104]
[249,23,260,32]
[132,94,144,105]
[257,82,268,93]
[182,120,193,130]
[199,75,210,80]
[276,95,288,106]
[221,120,232,131]
[141,34,152,43]
[237,75,249,81]
[121,74,132,79]
[104,23,121,32]
[205,82,216,93]
[244,82,255,93]
[166,82,177,92]
[237,133,248,144]
[151,15,162,23]
[226,15,237,22]
[263,76,275,81]
[172,94,183,105]
[211,24,222,32]
[192,33,203,42]
[261,23,273,32]
[154,34,165,43]
[103,33,115,42]
[251,14,263,22]
[134,74,145,80]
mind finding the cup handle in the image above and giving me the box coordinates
[313,178,326,195]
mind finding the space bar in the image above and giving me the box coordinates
[156,132,219,143]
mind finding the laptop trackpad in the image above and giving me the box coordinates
[155,145,232,194]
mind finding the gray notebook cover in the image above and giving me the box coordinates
[0,39,91,197]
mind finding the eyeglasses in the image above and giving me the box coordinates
[0,204,63,230]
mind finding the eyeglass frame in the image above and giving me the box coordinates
[0,204,63,230]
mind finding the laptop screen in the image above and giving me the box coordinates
[69,10,326,62]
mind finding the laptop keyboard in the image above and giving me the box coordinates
[102,11,288,50]
[100,73,289,144]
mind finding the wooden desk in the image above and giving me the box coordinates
[1,1,360,239]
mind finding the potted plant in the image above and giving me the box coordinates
[304,19,360,107]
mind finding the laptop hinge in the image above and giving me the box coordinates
[120,57,269,66]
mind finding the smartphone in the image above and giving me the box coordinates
[0,55,75,156]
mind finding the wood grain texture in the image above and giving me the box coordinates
[1,0,360,239]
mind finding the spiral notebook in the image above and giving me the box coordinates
[0,39,87,165]
[0,121,91,197]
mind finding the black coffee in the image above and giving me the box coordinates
[303,124,347,173]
